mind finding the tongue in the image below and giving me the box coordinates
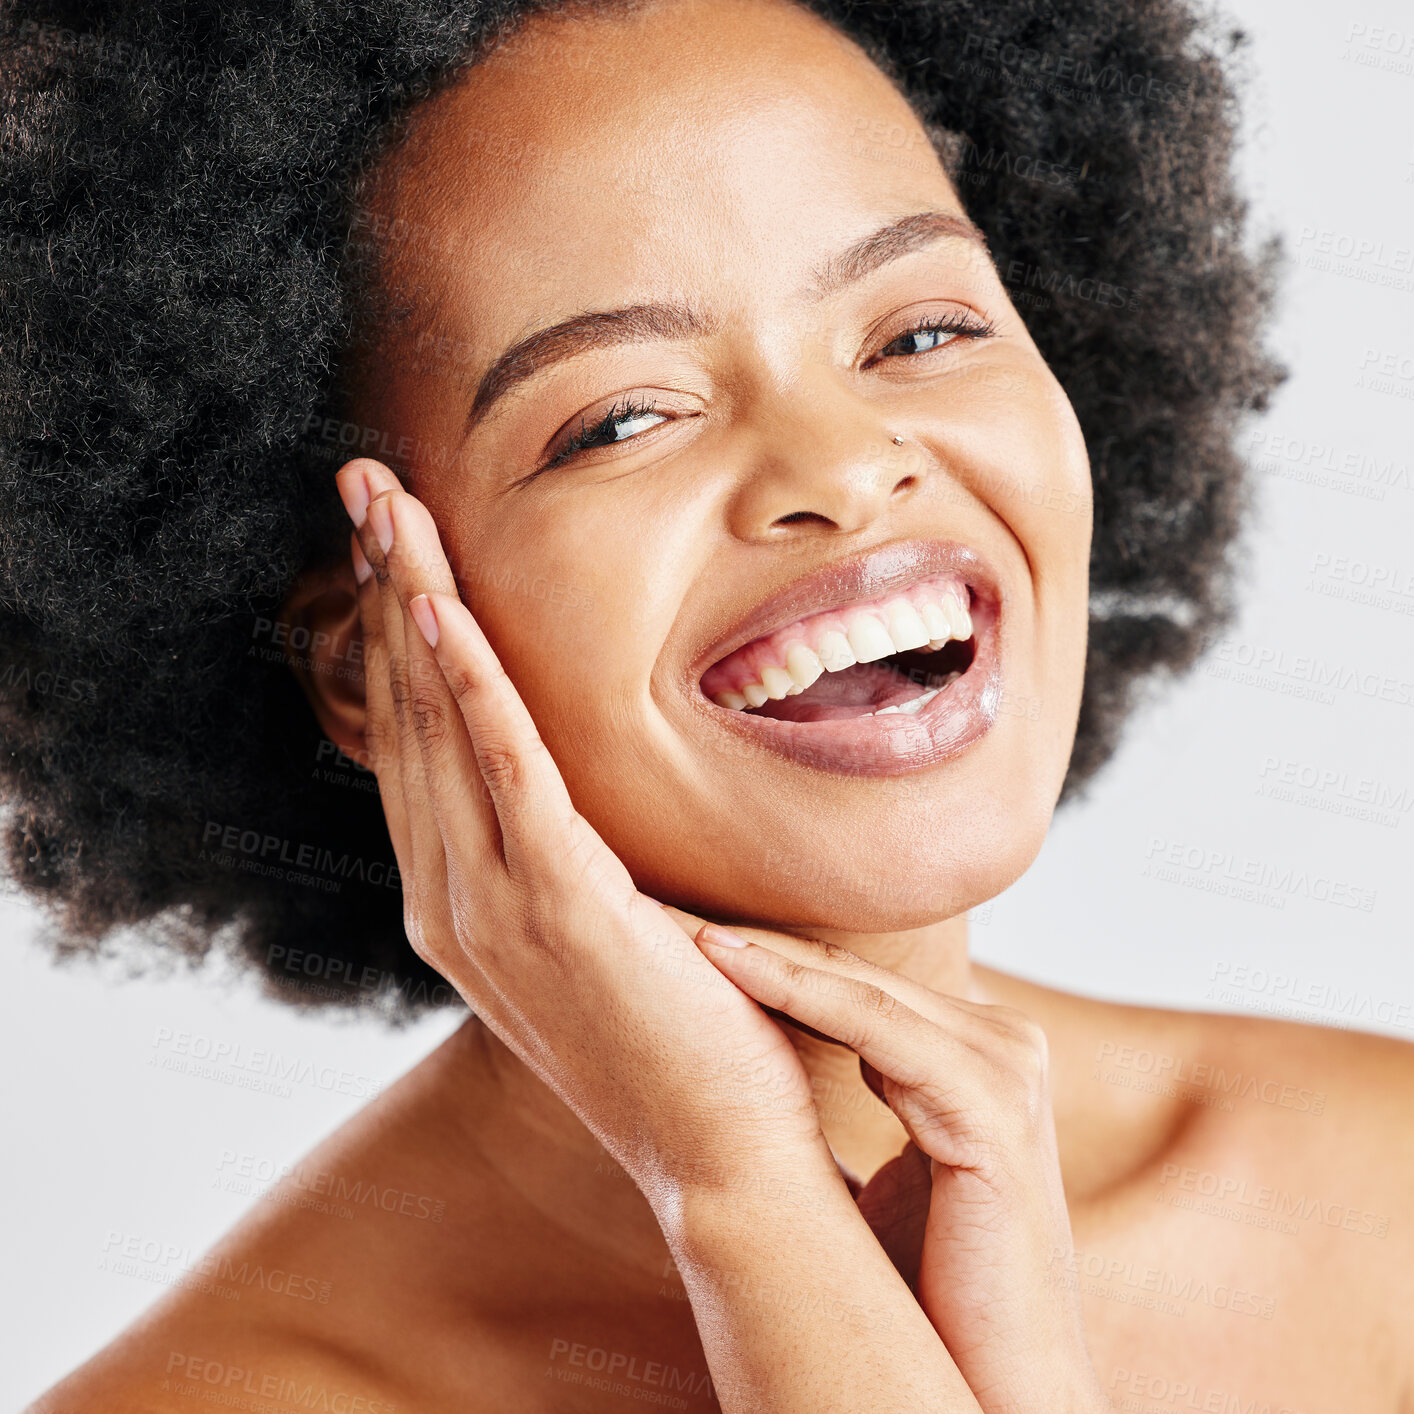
[749,659,920,722]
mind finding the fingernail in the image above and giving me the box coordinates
[351,536,373,585]
[408,594,439,648]
[337,468,371,527]
[696,922,750,949]
[366,495,395,555]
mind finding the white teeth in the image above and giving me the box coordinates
[868,668,963,717]
[944,595,972,641]
[760,666,796,701]
[845,613,895,664]
[919,599,951,642]
[884,601,931,653]
[815,629,856,673]
[710,584,976,714]
[784,641,825,690]
[871,686,942,716]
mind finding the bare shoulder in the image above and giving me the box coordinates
[986,966,1414,1255]
[22,1021,530,1414]
[1077,987,1414,1209]
[1153,1008,1414,1392]
[1157,1003,1414,1189]
[23,1316,401,1414]
[992,971,1414,1404]
[1039,975,1414,1297]
[988,965,1414,1190]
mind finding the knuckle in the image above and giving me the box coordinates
[1001,1080,1048,1139]
[408,686,449,747]
[990,1045,1050,1131]
[500,885,562,956]
[441,659,481,705]
[1020,1022,1050,1073]
[776,956,811,992]
[982,1005,1050,1076]
[442,656,515,715]
[851,978,896,1020]
[989,1002,1040,1039]
[475,737,522,792]
[386,653,412,714]
[401,905,438,965]
[819,940,857,967]
[368,542,392,585]
[1005,1016,1051,1081]
[362,711,398,769]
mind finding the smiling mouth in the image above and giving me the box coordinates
[699,574,979,723]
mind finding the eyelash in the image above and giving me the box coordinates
[546,393,667,469]
[870,309,998,363]
[541,309,997,469]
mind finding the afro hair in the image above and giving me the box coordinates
[0,0,1284,1017]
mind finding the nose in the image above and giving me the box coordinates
[724,387,923,541]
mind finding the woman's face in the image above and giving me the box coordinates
[341,0,1093,926]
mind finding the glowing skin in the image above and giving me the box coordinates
[334,0,1094,931]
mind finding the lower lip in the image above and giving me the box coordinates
[697,594,1003,776]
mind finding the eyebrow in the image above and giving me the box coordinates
[805,209,989,301]
[462,209,989,437]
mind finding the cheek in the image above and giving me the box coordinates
[1006,375,1093,575]
[446,501,678,764]
[944,362,1092,698]
[946,362,1092,571]
[1020,386,1093,728]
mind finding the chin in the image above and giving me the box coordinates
[648,730,1067,935]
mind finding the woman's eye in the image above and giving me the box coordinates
[546,395,668,467]
[874,312,997,363]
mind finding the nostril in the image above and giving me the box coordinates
[774,510,832,527]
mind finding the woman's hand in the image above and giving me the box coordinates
[690,928,1113,1414]
[333,459,834,1203]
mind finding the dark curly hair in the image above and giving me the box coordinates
[0,0,1283,1018]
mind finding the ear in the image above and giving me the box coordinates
[279,557,371,771]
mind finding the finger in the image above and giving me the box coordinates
[663,915,927,1045]
[700,926,1008,1045]
[408,583,584,878]
[351,466,451,925]
[696,939,1028,1177]
[692,933,980,1098]
[651,904,827,1018]
[749,935,1053,1105]
[364,487,506,890]
[335,462,413,879]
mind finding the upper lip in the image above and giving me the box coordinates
[690,538,1001,683]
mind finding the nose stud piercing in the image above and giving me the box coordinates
[892,435,904,445]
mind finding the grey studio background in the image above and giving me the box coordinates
[3,1,1412,1406]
